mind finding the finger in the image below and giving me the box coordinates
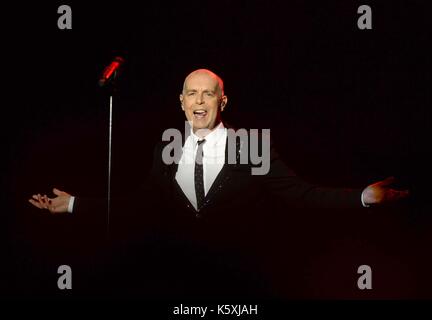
[37,194,45,206]
[45,196,53,209]
[38,194,47,203]
[29,199,44,209]
[41,195,50,209]
[32,195,39,201]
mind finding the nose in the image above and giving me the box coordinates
[195,93,204,105]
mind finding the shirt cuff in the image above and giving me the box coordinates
[67,196,75,213]
[361,190,370,208]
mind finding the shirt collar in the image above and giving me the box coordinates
[191,122,226,147]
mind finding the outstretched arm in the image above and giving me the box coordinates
[264,144,409,208]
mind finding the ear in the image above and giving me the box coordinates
[220,95,228,112]
[179,94,185,111]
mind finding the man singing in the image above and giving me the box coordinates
[28,69,409,298]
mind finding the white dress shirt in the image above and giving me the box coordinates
[175,122,227,211]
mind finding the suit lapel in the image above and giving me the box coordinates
[201,132,243,211]
[202,137,231,203]
[167,124,195,211]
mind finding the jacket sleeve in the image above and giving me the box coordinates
[262,144,364,209]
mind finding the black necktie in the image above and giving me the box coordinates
[195,139,206,211]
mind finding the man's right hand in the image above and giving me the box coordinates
[28,188,72,214]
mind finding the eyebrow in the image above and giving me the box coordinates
[185,89,216,93]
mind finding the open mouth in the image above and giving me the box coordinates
[193,110,207,119]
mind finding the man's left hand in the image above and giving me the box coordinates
[362,176,410,206]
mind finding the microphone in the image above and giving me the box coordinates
[98,56,125,87]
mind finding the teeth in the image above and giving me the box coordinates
[194,110,206,114]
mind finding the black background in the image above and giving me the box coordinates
[2,0,432,302]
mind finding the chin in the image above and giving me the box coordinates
[190,120,209,129]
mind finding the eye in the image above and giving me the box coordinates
[206,92,214,97]
[187,92,196,96]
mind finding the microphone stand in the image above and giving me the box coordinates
[107,93,113,240]
[103,77,118,241]
[99,56,124,241]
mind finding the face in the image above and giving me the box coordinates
[180,72,227,134]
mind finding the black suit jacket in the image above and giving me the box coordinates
[73,125,364,298]
[147,125,363,216]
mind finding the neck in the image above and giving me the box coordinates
[193,120,222,138]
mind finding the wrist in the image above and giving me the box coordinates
[67,196,75,213]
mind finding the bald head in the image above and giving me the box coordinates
[182,69,224,97]
[179,68,228,133]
